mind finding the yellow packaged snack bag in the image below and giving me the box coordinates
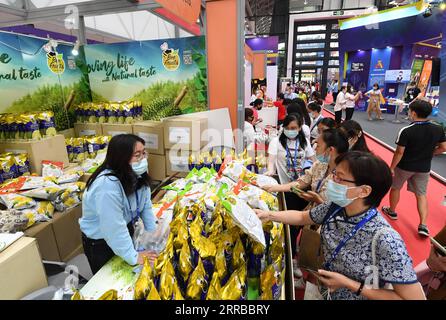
[38,111,57,137]
[172,280,185,300]
[71,290,84,300]
[72,138,87,162]
[159,260,175,300]
[98,289,118,300]
[178,240,193,282]
[221,263,246,300]
[134,257,153,300]
[36,200,55,218]
[259,263,283,300]
[96,104,106,124]
[232,238,246,270]
[0,193,36,210]
[117,103,125,124]
[186,257,208,300]
[206,273,222,300]
[87,103,96,123]
[21,184,64,201]
[146,281,161,300]
[20,114,41,140]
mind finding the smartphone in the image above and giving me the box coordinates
[291,186,303,195]
[430,237,446,257]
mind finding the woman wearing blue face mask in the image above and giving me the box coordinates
[266,114,315,183]
[263,129,348,210]
[255,151,425,300]
[80,134,156,274]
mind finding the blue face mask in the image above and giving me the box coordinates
[316,153,329,164]
[131,158,148,176]
[326,180,358,207]
[284,129,299,139]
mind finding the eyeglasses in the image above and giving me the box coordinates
[132,150,147,161]
[332,169,356,184]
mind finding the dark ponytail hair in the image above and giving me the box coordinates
[86,134,151,196]
[339,120,371,153]
[320,128,349,155]
[280,114,307,151]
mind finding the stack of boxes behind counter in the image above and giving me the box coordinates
[133,121,166,182]
[163,116,208,178]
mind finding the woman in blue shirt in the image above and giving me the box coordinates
[80,134,156,274]
[255,151,425,300]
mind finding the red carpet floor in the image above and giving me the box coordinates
[322,109,446,266]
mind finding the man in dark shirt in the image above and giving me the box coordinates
[383,100,446,236]
[403,82,422,118]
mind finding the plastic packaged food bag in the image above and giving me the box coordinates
[0,209,29,233]
[0,193,36,210]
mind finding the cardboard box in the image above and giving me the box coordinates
[74,123,103,137]
[0,237,48,299]
[163,116,208,151]
[165,149,201,177]
[148,154,166,181]
[52,205,83,262]
[24,222,61,261]
[133,121,164,155]
[0,135,69,175]
[101,123,133,137]
[58,128,76,139]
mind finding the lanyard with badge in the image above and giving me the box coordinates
[322,206,378,270]
[286,139,301,180]
[127,190,141,225]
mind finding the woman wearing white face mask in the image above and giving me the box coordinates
[263,129,349,210]
[80,134,156,274]
[255,152,425,300]
[265,114,316,183]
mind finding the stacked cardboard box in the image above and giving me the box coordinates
[101,123,133,137]
[133,121,166,181]
[0,135,70,175]
[0,237,48,299]
[163,116,208,178]
[74,123,103,137]
[24,205,83,262]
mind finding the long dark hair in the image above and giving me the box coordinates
[320,129,349,155]
[339,120,371,153]
[280,114,307,151]
[287,101,311,126]
[86,134,151,196]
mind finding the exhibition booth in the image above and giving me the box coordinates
[339,1,445,122]
[0,0,294,301]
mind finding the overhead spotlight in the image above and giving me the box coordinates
[387,46,392,49]
[357,49,362,52]
[71,40,80,56]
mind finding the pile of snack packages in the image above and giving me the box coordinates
[0,161,87,233]
[75,101,143,124]
[65,135,111,171]
[189,149,268,175]
[76,160,286,300]
[0,152,30,184]
[0,111,56,141]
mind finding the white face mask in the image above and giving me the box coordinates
[131,158,148,176]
